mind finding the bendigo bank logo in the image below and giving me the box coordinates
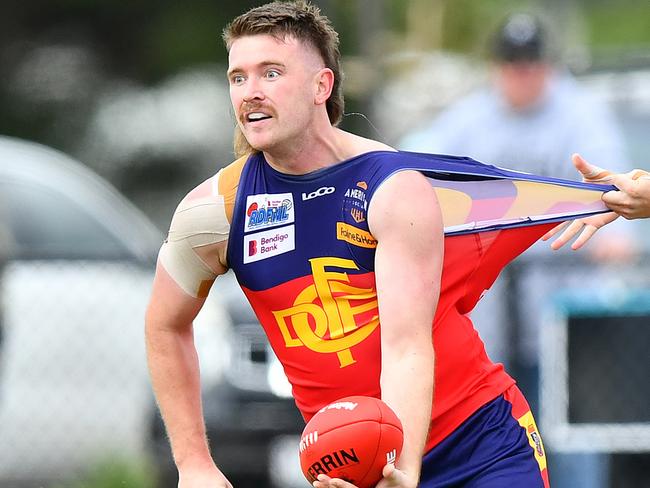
[272,257,379,367]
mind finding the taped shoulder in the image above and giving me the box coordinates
[158,156,248,298]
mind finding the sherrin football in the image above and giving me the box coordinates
[299,396,404,488]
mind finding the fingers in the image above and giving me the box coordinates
[571,154,612,182]
[547,215,616,251]
[630,168,650,180]
[601,190,627,214]
[548,220,584,250]
[541,221,569,241]
[602,175,634,216]
[377,463,407,487]
[314,474,357,488]
[382,463,397,479]
[569,224,599,250]
[603,172,650,219]
[608,172,634,192]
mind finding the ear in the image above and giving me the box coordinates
[314,68,334,107]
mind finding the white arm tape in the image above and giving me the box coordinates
[159,175,231,298]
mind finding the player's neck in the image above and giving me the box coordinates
[263,127,352,175]
[263,128,394,175]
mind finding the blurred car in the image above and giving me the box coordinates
[0,136,282,487]
[0,136,164,484]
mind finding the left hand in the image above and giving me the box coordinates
[313,463,418,488]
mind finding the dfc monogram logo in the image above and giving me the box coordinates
[272,257,379,367]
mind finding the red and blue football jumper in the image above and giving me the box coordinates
[225,150,611,486]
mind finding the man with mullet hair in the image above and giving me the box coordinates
[146,2,562,487]
[223,0,345,160]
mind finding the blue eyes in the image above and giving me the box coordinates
[231,70,281,85]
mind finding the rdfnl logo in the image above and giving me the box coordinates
[247,199,292,228]
[302,186,335,201]
[248,231,289,256]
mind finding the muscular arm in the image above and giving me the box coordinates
[146,263,217,472]
[369,170,444,486]
[145,176,233,487]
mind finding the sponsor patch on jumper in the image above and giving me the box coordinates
[245,193,294,232]
[302,186,335,201]
[336,222,377,248]
[344,187,368,208]
[343,183,368,223]
[244,225,295,263]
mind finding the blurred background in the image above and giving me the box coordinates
[1,0,649,487]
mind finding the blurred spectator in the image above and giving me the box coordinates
[401,12,629,181]
[400,14,637,488]
[400,10,634,376]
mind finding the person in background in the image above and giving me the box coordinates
[400,10,634,378]
[401,12,629,182]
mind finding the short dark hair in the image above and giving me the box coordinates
[492,13,549,63]
[223,1,344,126]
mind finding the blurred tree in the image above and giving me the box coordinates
[379,0,650,64]
[583,0,650,68]
[0,0,267,84]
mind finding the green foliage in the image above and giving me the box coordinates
[143,3,226,81]
[586,1,650,46]
[438,0,538,55]
[54,457,156,488]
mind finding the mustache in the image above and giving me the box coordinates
[239,102,274,120]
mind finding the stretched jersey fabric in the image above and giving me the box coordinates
[222,150,611,451]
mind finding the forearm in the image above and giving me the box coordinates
[380,340,434,480]
[146,320,213,469]
[369,169,442,485]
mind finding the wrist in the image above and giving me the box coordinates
[175,449,215,472]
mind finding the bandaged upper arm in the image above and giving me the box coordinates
[159,174,231,298]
